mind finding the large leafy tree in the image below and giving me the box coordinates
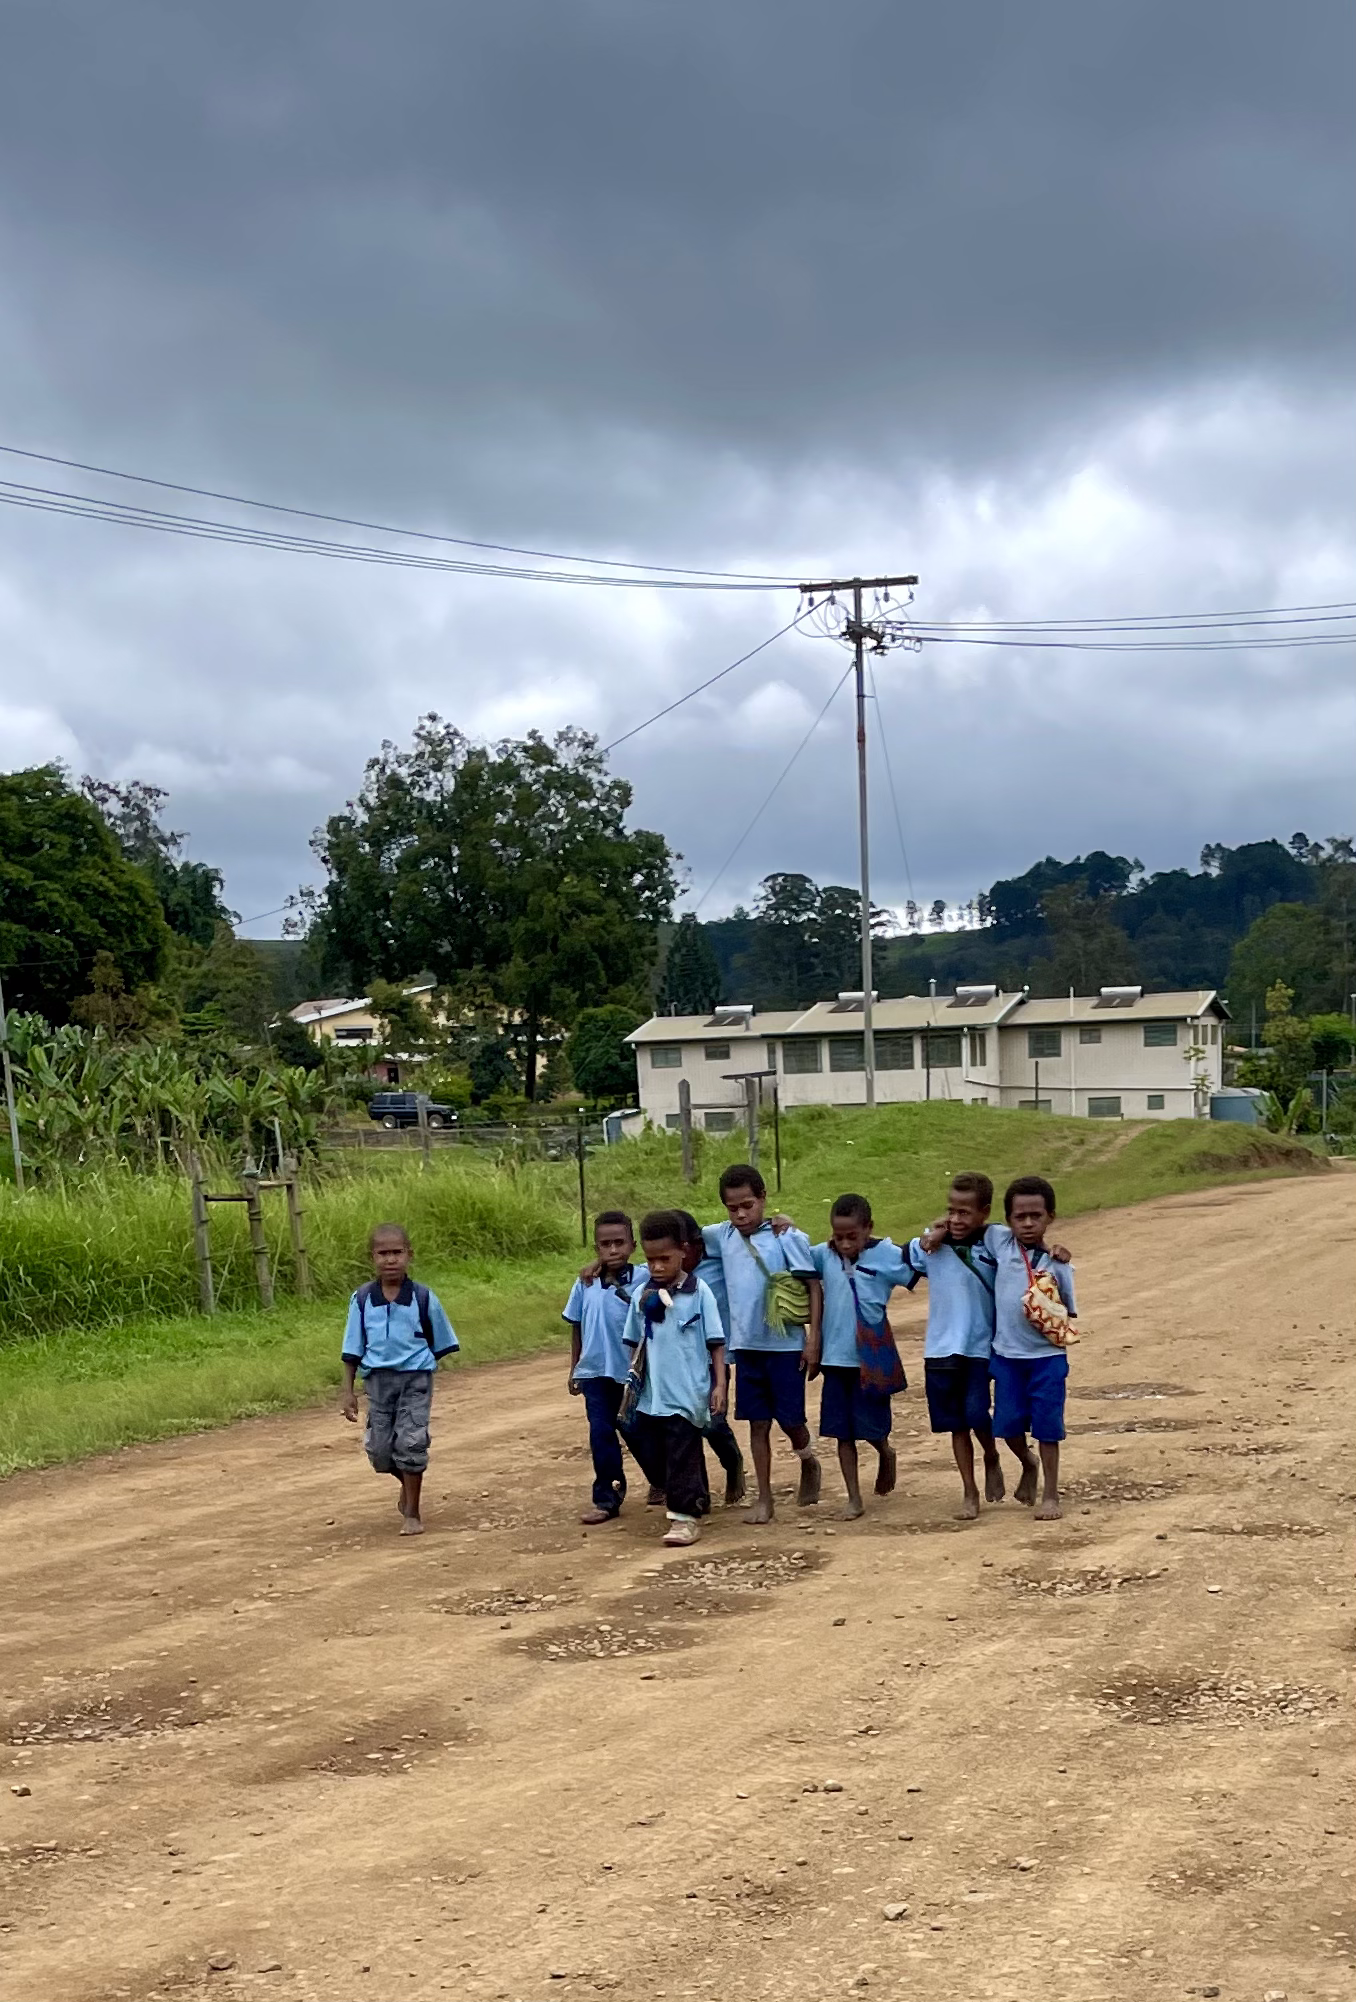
[566,1004,643,1101]
[659,915,722,1014]
[0,766,171,1020]
[307,719,675,1098]
[82,777,233,947]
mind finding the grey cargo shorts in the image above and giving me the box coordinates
[363,1368,433,1474]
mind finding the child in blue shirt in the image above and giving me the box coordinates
[990,1176,1078,1521]
[906,1172,1005,1520]
[620,1210,728,1548]
[702,1163,822,1525]
[812,1194,917,1518]
[340,1222,458,1536]
[675,1210,748,1507]
[563,1210,645,1526]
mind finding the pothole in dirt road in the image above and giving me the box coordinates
[446,1588,578,1616]
[1191,1440,1295,1458]
[1070,1383,1197,1400]
[517,1619,693,1663]
[1096,1669,1339,1727]
[1062,1474,1180,1505]
[5,1682,221,1746]
[1188,1520,1328,1540]
[273,1706,470,1781]
[0,1840,93,1874]
[1151,1853,1261,1898]
[629,1547,825,1617]
[1066,1416,1201,1435]
[1009,1564,1166,1597]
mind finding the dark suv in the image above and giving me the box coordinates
[367,1091,458,1131]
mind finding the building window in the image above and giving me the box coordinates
[875,1033,914,1070]
[664,1113,683,1129]
[1027,1028,1062,1059]
[704,1110,737,1133]
[1207,1023,1219,1044]
[650,1045,683,1069]
[1143,1023,1177,1048]
[923,1030,963,1069]
[1088,1095,1123,1118]
[829,1036,865,1072]
[781,1038,822,1075]
[967,1030,988,1068]
[703,1042,730,1062]
[1018,1098,1053,1112]
[1147,1093,1165,1110]
[1079,1025,1102,1045]
[333,1027,374,1043]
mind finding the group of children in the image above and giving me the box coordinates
[339,1162,1077,1544]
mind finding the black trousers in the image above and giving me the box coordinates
[624,1413,710,1518]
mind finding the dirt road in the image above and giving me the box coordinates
[2,1175,1353,2002]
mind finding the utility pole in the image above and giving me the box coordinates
[799,573,918,1108]
[0,967,23,1193]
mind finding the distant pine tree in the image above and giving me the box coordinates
[659,914,722,1014]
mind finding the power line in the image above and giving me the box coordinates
[691,661,855,915]
[908,630,1354,653]
[0,441,803,585]
[866,657,916,909]
[600,611,812,753]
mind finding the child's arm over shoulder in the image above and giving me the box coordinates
[878,1238,921,1291]
[781,1225,817,1272]
[425,1290,459,1355]
[620,1293,643,1349]
[701,1222,724,1257]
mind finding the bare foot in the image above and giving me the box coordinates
[956,1493,980,1520]
[839,1497,865,1521]
[1034,1497,1063,1521]
[1014,1460,1039,1506]
[796,1455,822,1507]
[399,1516,425,1536]
[874,1445,897,1496]
[743,1496,774,1525]
[579,1505,617,1525]
[724,1464,748,1507]
[984,1457,1006,1503]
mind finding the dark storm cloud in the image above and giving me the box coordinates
[0,1,1352,928]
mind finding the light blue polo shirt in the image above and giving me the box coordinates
[621,1276,726,1428]
[341,1279,459,1375]
[701,1220,817,1354]
[990,1226,1078,1360]
[695,1251,730,1340]
[563,1264,647,1384]
[813,1238,918,1369]
[906,1233,997,1361]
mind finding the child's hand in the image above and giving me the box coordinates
[920,1219,947,1252]
[340,1388,359,1423]
[768,1212,796,1234]
[710,1382,728,1419]
[1050,1241,1072,1263]
[578,1258,602,1282]
[802,1338,822,1382]
[567,1372,582,1397]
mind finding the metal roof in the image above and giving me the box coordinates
[626,987,1226,1043]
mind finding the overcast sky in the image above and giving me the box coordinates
[1,0,1352,939]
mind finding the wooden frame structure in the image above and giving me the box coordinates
[187,1151,311,1314]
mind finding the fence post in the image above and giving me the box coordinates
[575,1108,589,1247]
[416,1093,432,1171]
[241,1158,275,1310]
[678,1077,695,1183]
[283,1152,312,1298]
[189,1150,215,1314]
[744,1075,760,1170]
[772,1083,782,1193]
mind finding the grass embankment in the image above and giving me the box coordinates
[0,1107,1320,1476]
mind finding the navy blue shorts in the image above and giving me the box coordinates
[734,1349,806,1431]
[923,1356,992,1435]
[991,1352,1068,1442]
[818,1366,894,1443]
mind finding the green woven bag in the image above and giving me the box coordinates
[743,1237,811,1335]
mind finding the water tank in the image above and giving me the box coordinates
[1209,1088,1265,1125]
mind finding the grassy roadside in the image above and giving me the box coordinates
[0,1108,1321,1478]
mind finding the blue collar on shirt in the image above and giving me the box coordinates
[371,1276,415,1307]
[599,1263,635,1290]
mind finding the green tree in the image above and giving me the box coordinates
[1027,883,1138,997]
[81,777,232,947]
[270,1012,327,1071]
[0,766,171,1020]
[307,719,674,1098]
[659,915,722,1014]
[566,1004,643,1102]
[1308,1012,1356,1073]
[1236,982,1315,1101]
[70,950,173,1040]
[178,923,272,1040]
[1226,902,1332,1022]
[367,978,434,1053]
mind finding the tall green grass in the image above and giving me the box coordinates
[0,1160,573,1340]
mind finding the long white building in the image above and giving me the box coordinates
[625,985,1228,1130]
